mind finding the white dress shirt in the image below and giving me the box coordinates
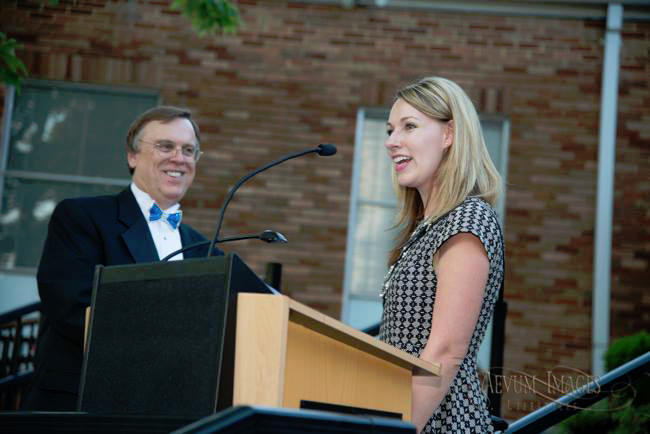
[130,183,184,261]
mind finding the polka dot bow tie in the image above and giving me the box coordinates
[149,203,182,230]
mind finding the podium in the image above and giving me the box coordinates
[233,293,439,421]
[78,253,439,423]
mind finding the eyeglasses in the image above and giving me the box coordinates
[139,139,203,162]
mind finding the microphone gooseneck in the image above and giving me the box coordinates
[162,229,287,262]
[207,144,337,257]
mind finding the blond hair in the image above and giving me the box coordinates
[388,76,501,265]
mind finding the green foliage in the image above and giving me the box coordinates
[561,400,617,434]
[561,331,650,433]
[171,0,241,35]
[36,0,61,8]
[607,331,650,416]
[611,403,650,434]
[0,32,28,92]
[605,331,650,371]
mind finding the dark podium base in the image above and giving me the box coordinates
[0,407,416,434]
[0,412,196,433]
[174,406,416,434]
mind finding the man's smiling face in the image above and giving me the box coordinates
[127,118,197,209]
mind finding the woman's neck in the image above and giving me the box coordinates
[419,185,440,220]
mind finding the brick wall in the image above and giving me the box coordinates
[611,21,650,338]
[1,0,648,420]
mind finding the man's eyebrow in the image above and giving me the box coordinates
[156,139,195,145]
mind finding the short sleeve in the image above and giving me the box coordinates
[431,197,504,272]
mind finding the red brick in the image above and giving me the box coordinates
[0,0,648,421]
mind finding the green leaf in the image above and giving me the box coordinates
[172,0,241,36]
[0,32,29,91]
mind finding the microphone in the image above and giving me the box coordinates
[162,229,288,262]
[207,144,337,257]
[317,143,337,156]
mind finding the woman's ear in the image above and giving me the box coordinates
[443,120,454,149]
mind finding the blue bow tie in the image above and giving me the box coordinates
[149,203,182,230]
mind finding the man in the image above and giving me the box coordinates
[22,106,221,411]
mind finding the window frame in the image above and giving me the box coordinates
[341,107,392,327]
[0,79,160,275]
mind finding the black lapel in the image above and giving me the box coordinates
[179,224,207,259]
[117,188,159,262]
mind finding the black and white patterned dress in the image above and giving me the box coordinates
[379,197,504,433]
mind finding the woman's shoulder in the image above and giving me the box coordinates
[433,197,503,263]
[441,196,494,219]
[438,196,502,237]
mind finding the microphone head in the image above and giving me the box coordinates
[317,143,337,156]
[260,230,288,244]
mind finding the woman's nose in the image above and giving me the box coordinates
[384,132,399,150]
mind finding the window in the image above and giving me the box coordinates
[0,80,158,311]
[342,107,510,369]
[341,108,397,330]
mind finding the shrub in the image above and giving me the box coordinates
[560,331,650,433]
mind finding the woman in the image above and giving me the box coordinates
[378,76,504,433]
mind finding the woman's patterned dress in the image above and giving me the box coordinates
[379,197,504,433]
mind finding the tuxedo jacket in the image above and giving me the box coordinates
[22,188,222,411]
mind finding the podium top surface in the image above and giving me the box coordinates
[241,294,440,377]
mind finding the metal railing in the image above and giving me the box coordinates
[0,302,41,410]
[505,351,650,433]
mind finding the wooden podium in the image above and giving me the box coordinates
[79,255,439,422]
[233,294,440,421]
